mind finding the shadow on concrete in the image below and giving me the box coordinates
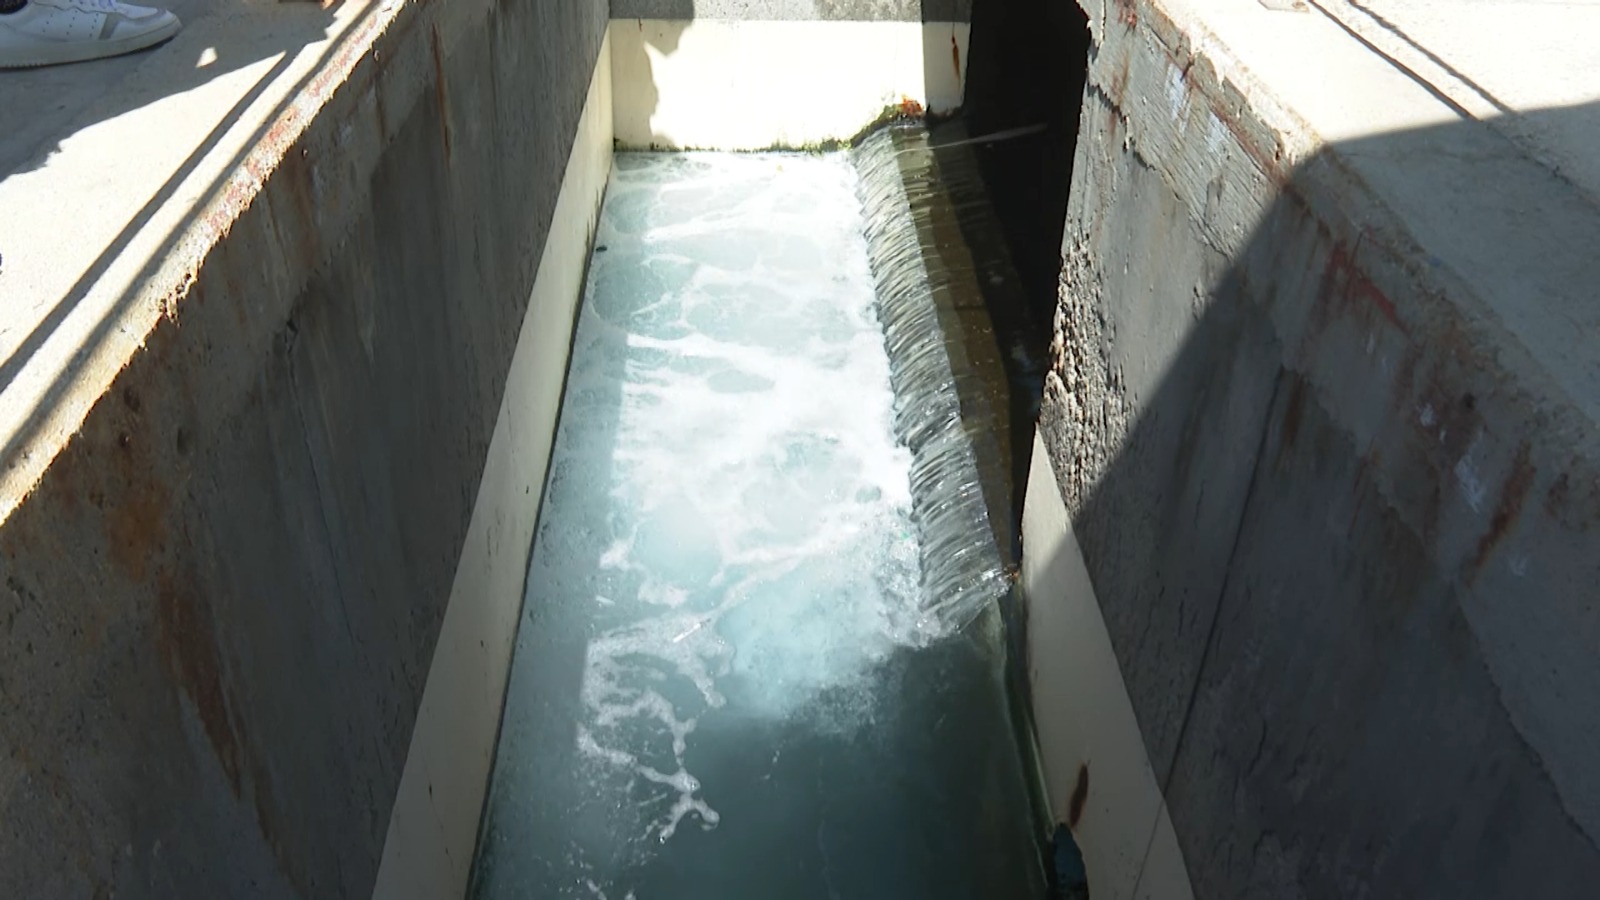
[1031,82,1600,897]
[0,0,339,180]
[632,17,683,149]
[0,0,358,486]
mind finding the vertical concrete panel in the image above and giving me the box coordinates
[609,0,971,22]
[610,0,973,150]
[609,19,969,150]
[372,30,616,899]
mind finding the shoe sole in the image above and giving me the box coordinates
[0,16,181,69]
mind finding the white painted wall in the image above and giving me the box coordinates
[610,19,969,150]
[1021,432,1194,900]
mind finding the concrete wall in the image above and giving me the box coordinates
[1027,0,1600,896]
[610,0,971,150]
[0,0,608,896]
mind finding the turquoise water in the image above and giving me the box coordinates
[470,152,1044,900]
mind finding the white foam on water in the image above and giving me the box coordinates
[543,153,948,855]
[476,146,1049,900]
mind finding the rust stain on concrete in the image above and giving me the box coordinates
[1542,469,1600,531]
[250,756,306,894]
[1115,0,1138,29]
[1316,241,1406,334]
[282,152,323,271]
[430,24,453,165]
[1469,443,1535,578]
[155,566,244,795]
[1068,763,1090,827]
[103,458,168,585]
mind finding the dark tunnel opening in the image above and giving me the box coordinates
[950,0,1092,530]
[940,4,1095,894]
[964,0,1092,316]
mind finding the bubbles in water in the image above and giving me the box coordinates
[478,147,1021,897]
[534,152,946,856]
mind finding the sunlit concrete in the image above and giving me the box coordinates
[0,0,610,894]
[0,0,384,523]
[610,19,969,150]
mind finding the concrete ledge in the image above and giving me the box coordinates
[0,0,392,523]
[610,18,969,150]
[370,32,613,900]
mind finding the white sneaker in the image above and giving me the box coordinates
[0,0,180,69]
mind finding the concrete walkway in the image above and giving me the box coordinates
[1312,0,1600,203]
[0,0,382,522]
[7,0,269,179]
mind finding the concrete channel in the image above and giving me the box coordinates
[0,0,1597,897]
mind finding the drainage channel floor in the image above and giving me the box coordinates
[470,153,1045,900]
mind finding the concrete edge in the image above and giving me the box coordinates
[368,32,615,900]
[0,0,411,525]
[1020,432,1195,900]
[609,19,969,150]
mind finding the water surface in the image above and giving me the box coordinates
[471,152,1044,900]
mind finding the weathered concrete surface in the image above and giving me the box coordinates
[610,0,970,22]
[0,0,608,895]
[0,0,372,525]
[1035,0,1600,895]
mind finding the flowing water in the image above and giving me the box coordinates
[851,127,1016,631]
[470,147,1045,900]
